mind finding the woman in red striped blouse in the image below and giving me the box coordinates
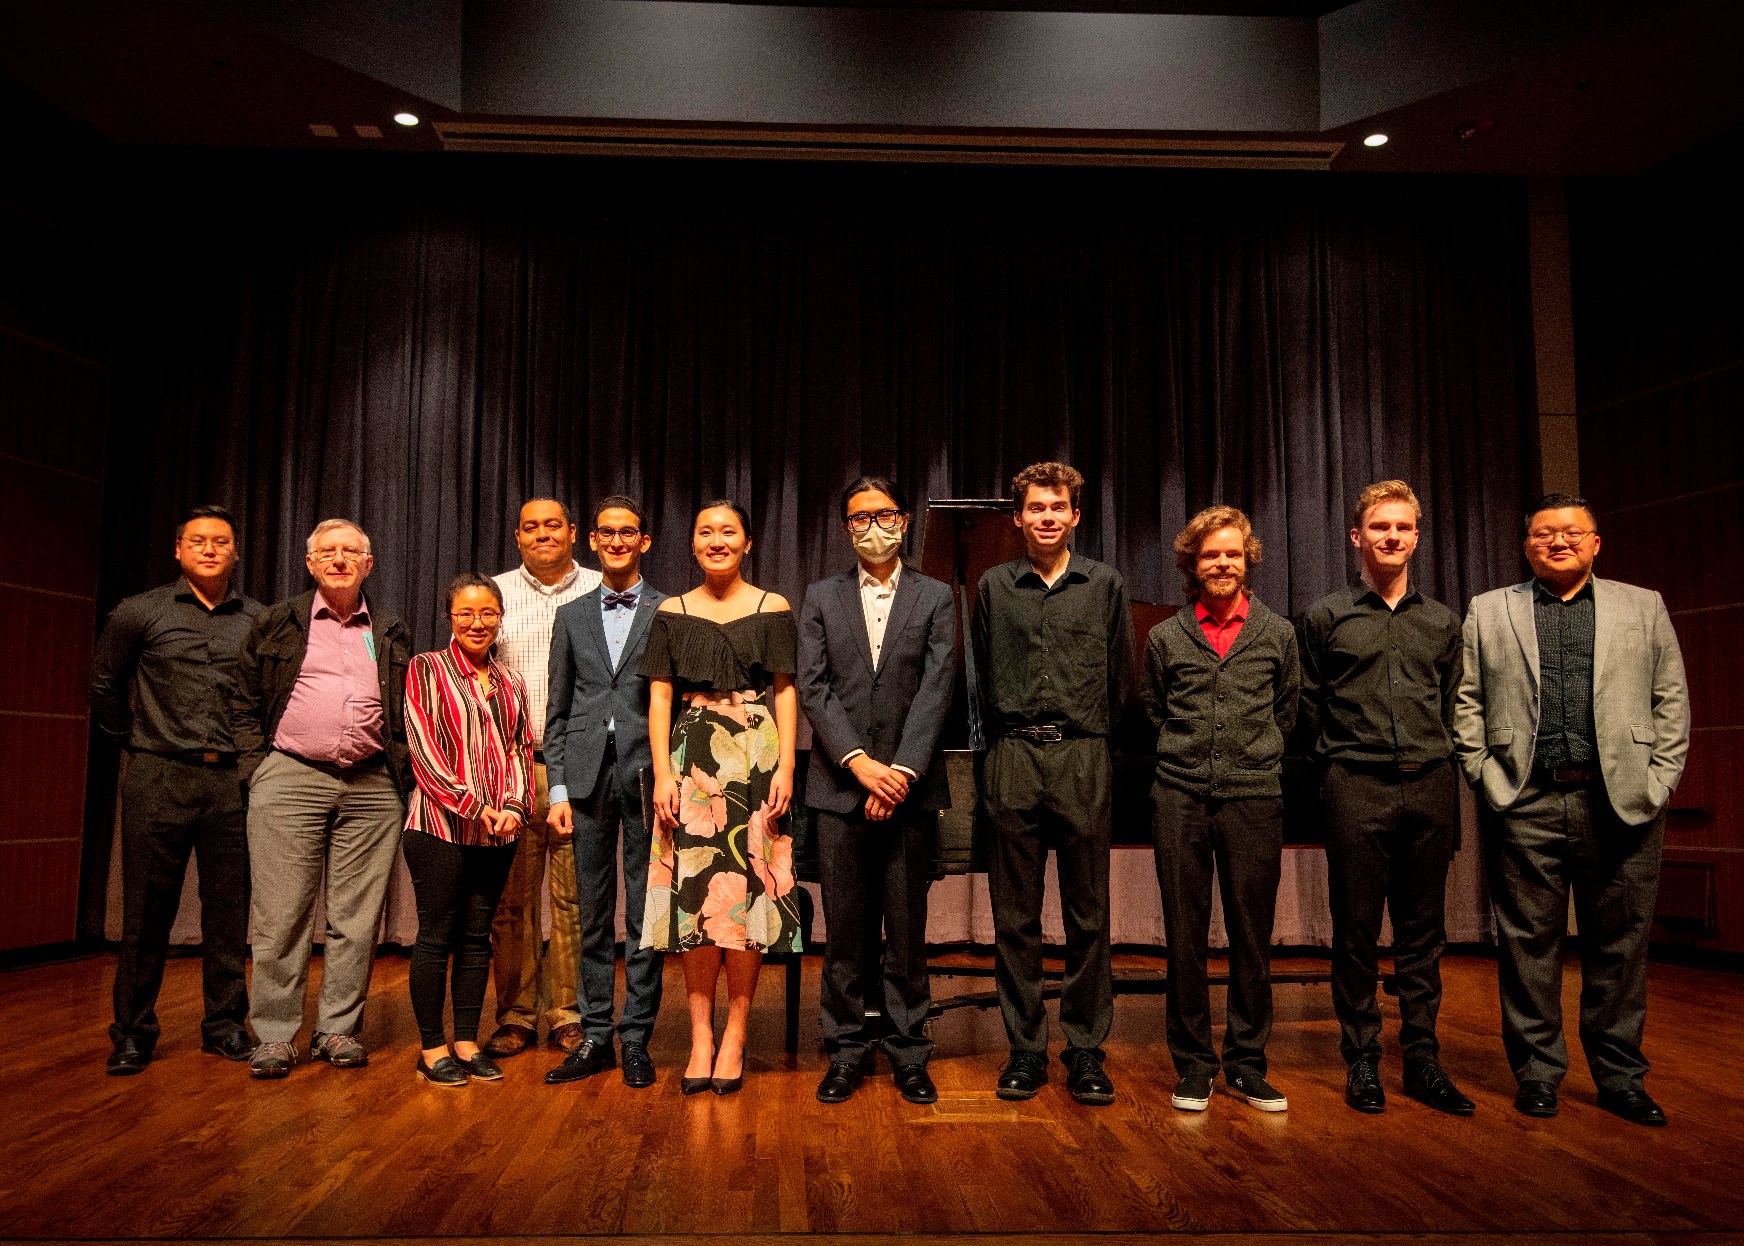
[402,572,536,1087]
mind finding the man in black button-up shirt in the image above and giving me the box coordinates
[971,462,1132,1106]
[89,505,261,1074]
[1297,480,1473,1117]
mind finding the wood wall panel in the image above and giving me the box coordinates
[0,458,103,597]
[0,840,81,951]
[1599,488,1744,615]
[1656,848,1744,952]
[1664,728,1744,848]
[1579,367,1744,511]
[1672,607,1744,729]
[0,714,88,846]
[0,333,107,474]
[0,593,95,718]
[1575,246,1744,408]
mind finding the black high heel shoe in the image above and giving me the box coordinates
[711,1054,744,1095]
[681,1075,712,1095]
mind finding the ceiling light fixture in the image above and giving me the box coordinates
[1363,133,1389,148]
[394,112,420,127]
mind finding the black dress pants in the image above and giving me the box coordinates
[1482,781,1663,1092]
[986,736,1113,1055]
[110,753,251,1050]
[1321,760,1458,1066]
[816,804,934,1068]
[1151,782,1282,1081]
[403,828,518,1048]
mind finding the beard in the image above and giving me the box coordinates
[1197,570,1245,601]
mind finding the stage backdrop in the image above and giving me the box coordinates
[95,149,1537,949]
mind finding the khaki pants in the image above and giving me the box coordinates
[489,763,582,1030]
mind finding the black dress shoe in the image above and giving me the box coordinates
[996,1051,1048,1101]
[106,1038,149,1076]
[894,1063,938,1105]
[817,1060,863,1104]
[463,1052,504,1081]
[621,1042,656,1089]
[416,1055,469,1087]
[1515,1079,1559,1117]
[1597,1086,1667,1127]
[1405,1059,1475,1116]
[202,1031,256,1062]
[1063,1048,1115,1105]
[1345,1057,1386,1114]
[544,1038,616,1085]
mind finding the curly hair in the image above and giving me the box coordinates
[1351,479,1421,531]
[1173,505,1262,601]
[1011,461,1084,511]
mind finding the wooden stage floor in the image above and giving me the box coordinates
[1,949,1741,1246]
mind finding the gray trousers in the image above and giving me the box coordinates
[1482,780,1664,1091]
[246,750,404,1045]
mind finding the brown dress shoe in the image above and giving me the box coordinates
[549,1022,586,1053]
[483,1024,536,1057]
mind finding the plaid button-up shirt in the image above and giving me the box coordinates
[492,560,601,748]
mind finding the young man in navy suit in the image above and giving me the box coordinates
[799,477,957,1104]
[543,496,667,1089]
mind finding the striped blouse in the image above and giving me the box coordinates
[403,640,536,846]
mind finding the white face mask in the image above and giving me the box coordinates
[851,521,904,563]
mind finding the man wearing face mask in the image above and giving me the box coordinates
[799,477,957,1105]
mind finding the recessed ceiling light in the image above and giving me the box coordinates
[1363,133,1389,148]
[308,123,338,138]
[393,112,420,127]
[354,124,383,139]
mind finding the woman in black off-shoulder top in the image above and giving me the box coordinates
[640,500,801,1094]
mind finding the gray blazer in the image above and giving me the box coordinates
[545,583,667,802]
[798,564,957,815]
[1452,576,1688,826]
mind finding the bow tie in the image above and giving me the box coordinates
[603,590,639,610]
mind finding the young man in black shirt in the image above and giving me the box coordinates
[89,504,262,1074]
[1297,480,1473,1116]
[972,461,1133,1105]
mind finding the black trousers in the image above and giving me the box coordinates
[110,753,250,1050]
[816,804,934,1068]
[1482,781,1663,1091]
[986,736,1112,1055]
[1151,782,1282,1081]
[403,828,518,1048]
[1321,760,1458,1066]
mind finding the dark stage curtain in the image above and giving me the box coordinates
[102,151,1537,648]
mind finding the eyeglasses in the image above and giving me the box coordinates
[451,610,502,625]
[845,509,903,533]
[181,535,234,550]
[594,527,643,543]
[1527,528,1592,546]
[311,546,369,564]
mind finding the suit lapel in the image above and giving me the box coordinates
[1177,607,1217,657]
[1591,576,1612,691]
[578,589,612,672]
[615,590,660,676]
[876,566,922,673]
[838,571,876,676]
[1506,582,1540,692]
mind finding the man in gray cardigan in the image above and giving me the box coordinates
[1454,493,1687,1126]
[1143,505,1299,1114]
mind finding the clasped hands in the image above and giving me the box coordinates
[475,806,522,841]
[849,754,908,822]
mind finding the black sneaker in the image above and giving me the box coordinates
[1345,1057,1386,1113]
[1227,1072,1288,1112]
[1170,1074,1212,1111]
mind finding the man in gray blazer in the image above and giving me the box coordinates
[799,476,956,1106]
[543,496,667,1089]
[1454,492,1688,1126]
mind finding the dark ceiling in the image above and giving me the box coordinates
[2,0,1740,176]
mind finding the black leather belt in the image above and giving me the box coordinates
[171,750,237,767]
[1338,756,1445,775]
[281,749,386,778]
[1004,724,1083,744]
[532,749,545,764]
[1534,766,1602,787]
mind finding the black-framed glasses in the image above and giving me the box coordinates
[594,526,643,543]
[451,609,502,625]
[845,509,903,533]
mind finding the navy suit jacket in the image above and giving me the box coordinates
[546,582,666,802]
[798,563,956,815]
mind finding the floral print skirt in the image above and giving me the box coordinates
[643,688,803,953]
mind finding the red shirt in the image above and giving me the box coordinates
[1195,597,1249,659]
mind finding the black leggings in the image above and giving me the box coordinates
[402,829,518,1048]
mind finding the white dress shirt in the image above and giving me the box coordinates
[492,560,601,749]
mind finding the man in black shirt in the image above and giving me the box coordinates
[971,461,1133,1106]
[89,505,262,1074]
[1297,480,1473,1116]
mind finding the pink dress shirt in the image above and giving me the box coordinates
[272,592,386,765]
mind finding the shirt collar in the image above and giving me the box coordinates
[447,638,498,686]
[859,562,902,593]
[602,577,644,601]
[1533,576,1595,605]
[1195,595,1250,627]
[1351,577,1422,610]
[313,590,371,624]
[174,576,242,611]
[518,561,583,596]
[1014,551,1088,588]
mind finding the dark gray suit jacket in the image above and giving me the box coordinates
[798,564,956,815]
[545,583,667,802]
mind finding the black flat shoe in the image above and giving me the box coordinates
[1404,1059,1474,1116]
[1345,1057,1386,1114]
[106,1038,149,1076]
[463,1053,503,1081]
[416,1055,469,1087]
[202,1031,256,1062]
[1515,1079,1558,1117]
[817,1060,862,1104]
[681,1076,713,1095]
[996,1051,1048,1101]
[1597,1086,1666,1127]
[894,1063,938,1105]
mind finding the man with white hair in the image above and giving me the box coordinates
[231,518,414,1079]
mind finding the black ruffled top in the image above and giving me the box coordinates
[638,608,797,694]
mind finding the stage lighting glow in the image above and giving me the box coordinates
[1363,133,1389,147]
[394,112,420,127]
